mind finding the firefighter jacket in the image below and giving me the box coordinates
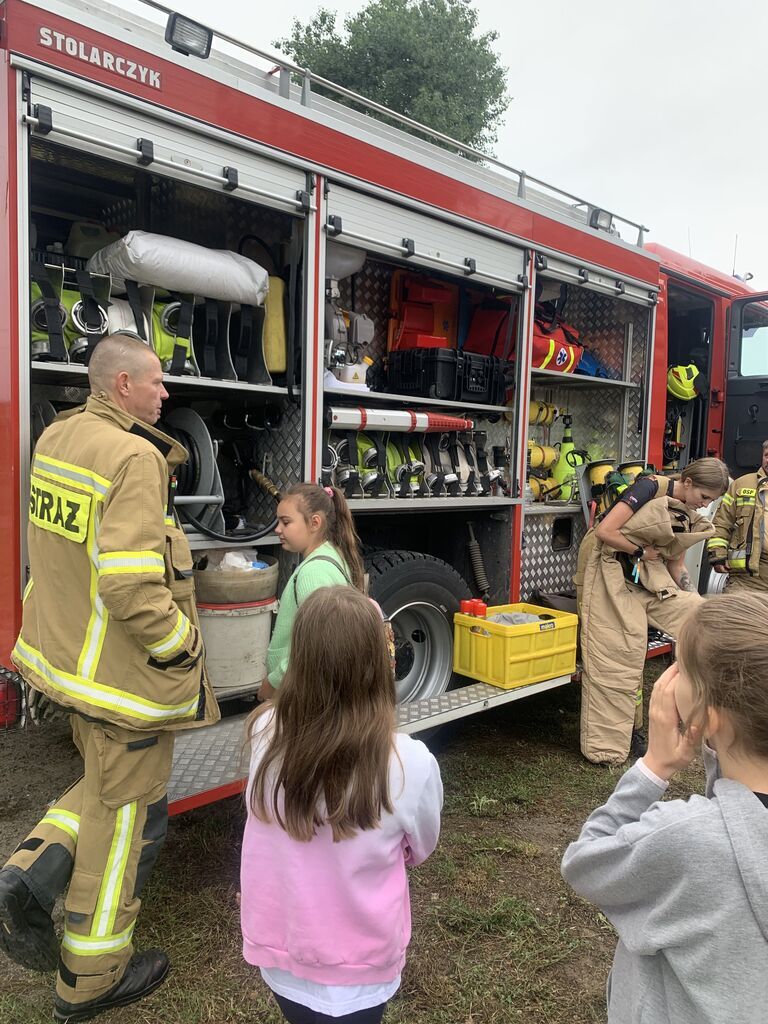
[707,470,768,575]
[577,495,714,602]
[12,394,220,732]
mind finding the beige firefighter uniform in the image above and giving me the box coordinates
[707,469,768,592]
[6,394,219,1005]
[575,492,713,764]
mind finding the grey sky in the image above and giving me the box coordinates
[133,0,768,289]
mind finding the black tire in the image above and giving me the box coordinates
[365,549,471,704]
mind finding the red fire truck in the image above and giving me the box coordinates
[2,0,766,810]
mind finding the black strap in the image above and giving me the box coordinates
[124,280,147,341]
[286,217,301,401]
[292,554,350,602]
[30,262,67,361]
[169,297,193,375]
[244,305,271,385]
[75,270,106,362]
[196,298,217,377]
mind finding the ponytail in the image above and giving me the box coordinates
[282,482,365,591]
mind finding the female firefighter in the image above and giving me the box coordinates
[575,458,729,765]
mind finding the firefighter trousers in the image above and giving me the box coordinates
[725,560,768,593]
[3,715,174,1004]
[580,581,701,764]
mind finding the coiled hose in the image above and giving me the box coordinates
[163,423,279,543]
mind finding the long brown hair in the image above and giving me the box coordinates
[247,587,396,841]
[676,593,768,758]
[677,457,729,494]
[282,482,365,590]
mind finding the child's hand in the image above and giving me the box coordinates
[644,663,701,781]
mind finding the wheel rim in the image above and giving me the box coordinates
[389,601,453,703]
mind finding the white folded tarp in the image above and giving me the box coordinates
[88,231,269,305]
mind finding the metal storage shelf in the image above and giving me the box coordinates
[348,497,514,513]
[524,503,583,515]
[30,361,289,398]
[324,385,508,415]
[530,368,639,389]
[186,533,281,551]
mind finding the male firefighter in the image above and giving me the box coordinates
[0,335,219,1022]
[708,440,768,590]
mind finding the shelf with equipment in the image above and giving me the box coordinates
[348,496,515,514]
[523,503,583,515]
[186,532,282,551]
[530,368,639,389]
[30,361,290,400]
[324,384,508,416]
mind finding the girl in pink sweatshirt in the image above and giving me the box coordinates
[240,586,443,1023]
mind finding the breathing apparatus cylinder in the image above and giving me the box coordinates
[527,441,559,470]
[529,475,561,501]
[528,400,558,427]
[587,459,615,515]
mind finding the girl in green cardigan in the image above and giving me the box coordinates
[260,483,365,701]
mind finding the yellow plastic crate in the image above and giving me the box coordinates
[453,602,578,690]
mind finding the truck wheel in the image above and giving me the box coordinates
[365,550,471,704]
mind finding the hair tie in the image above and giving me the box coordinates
[324,486,334,498]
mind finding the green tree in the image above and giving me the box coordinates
[275,0,509,154]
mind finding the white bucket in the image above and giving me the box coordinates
[198,598,277,694]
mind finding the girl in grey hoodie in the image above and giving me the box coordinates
[562,592,768,1024]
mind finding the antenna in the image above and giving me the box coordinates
[732,233,738,277]
[687,227,692,257]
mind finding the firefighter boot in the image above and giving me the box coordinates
[52,949,170,1022]
[0,868,58,972]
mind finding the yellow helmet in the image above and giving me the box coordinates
[667,364,699,402]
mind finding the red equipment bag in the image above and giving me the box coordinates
[387,270,458,352]
[464,298,517,358]
[530,284,583,372]
[531,315,583,372]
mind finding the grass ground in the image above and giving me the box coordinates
[0,659,705,1024]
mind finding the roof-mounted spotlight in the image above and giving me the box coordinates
[165,13,213,59]
[589,207,614,233]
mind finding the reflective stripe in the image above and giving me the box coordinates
[707,537,729,549]
[735,497,755,507]
[12,637,199,722]
[32,455,111,499]
[729,551,747,568]
[78,506,108,681]
[62,923,134,956]
[539,339,556,369]
[93,802,136,938]
[722,493,734,506]
[22,578,34,603]
[98,550,165,576]
[145,610,190,659]
[563,346,577,372]
[40,809,81,842]
[164,516,175,527]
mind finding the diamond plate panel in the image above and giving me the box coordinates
[562,288,626,378]
[529,380,624,464]
[169,674,574,804]
[337,258,392,364]
[168,716,249,804]
[519,511,586,600]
